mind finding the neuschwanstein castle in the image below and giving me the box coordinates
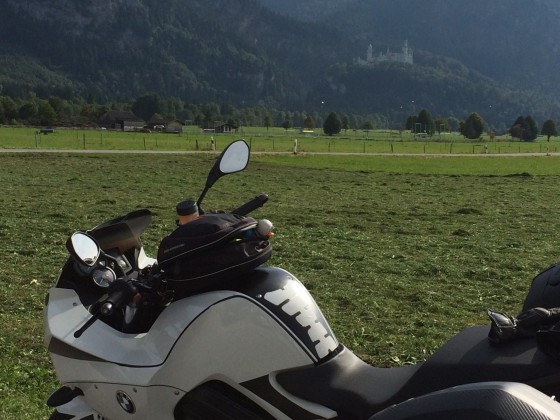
[357,40,413,65]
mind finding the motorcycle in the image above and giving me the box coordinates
[44,139,560,419]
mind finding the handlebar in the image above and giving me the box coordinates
[232,194,269,216]
[103,280,138,313]
[73,193,270,339]
[74,278,138,338]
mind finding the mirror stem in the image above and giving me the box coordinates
[196,186,210,214]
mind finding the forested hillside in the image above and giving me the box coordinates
[255,0,352,20]
[1,0,560,129]
[325,0,560,93]
[255,0,560,129]
[0,0,349,106]
[261,0,560,96]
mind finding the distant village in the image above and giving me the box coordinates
[99,110,238,134]
[357,40,413,65]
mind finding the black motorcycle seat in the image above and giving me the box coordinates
[276,347,421,419]
[276,325,560,419]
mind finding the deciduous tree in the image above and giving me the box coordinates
[264,115,272,131]
[509,115,538,141]
[541,119,557,141]
[460,112,484,139]
[417,109,434,134]
[304,115,316,129]
[341,115,350,133]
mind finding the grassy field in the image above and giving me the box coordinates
[2,126,560,155]
[2,150,560,418]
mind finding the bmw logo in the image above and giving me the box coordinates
[116,391,136,414]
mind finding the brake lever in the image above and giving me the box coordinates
[74,310,102,338]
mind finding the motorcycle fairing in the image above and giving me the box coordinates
[50,396,99,419]
[242,375,339,419]
[45,287,242,366]
[226,267,339,362]
[45,266,341,418]
[46,267,338,368]
[173,380,277,419]
[89,209,152,239]
[88,209,153,273]
[46,292,318,418]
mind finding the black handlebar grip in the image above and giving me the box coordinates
[74,279,137,338]
[232,194,269,216]
[106,281,136,309]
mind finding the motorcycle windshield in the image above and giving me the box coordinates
[87,209,152,254]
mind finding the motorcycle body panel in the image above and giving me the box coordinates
[45,266,339,418]
[45,287,241,367]
[50,396,100,419]
[370,381,560,420]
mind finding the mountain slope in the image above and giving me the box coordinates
[321,0,560,94]
[1,0,560,129]
[0,0,349,106]
[257,0,560,96]
[255,0,352,20]
[307,57,555,131]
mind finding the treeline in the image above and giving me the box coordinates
[2,92,558,143]
[404,108,558,142]
[312,59,560,133]
[0,93,388,131]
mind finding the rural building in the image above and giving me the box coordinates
[146,115,165,130]
[165,120,184,133]
[214,122,239,134]
[145,115,184,133]
[100,110,145,131]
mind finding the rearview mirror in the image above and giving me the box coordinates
[67,232,100,266]
[219,140,250,174]
[197,140,250,210]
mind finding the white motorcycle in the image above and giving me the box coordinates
[45,140,560,419]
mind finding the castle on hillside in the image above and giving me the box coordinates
[357,40,413,65]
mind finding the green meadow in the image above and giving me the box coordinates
[2,145,560,418]
[2,126,560,155]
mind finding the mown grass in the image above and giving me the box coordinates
[255,154,557,175]
[2,151,560,418]
[2,126,560,155]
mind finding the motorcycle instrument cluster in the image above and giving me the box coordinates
[91,267,116,288]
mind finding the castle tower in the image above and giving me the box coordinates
[402,40,413,64]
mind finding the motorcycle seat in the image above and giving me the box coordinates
[275,347,421,418]
[276,325,560,418]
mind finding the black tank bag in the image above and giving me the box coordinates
[157,213,272,294]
